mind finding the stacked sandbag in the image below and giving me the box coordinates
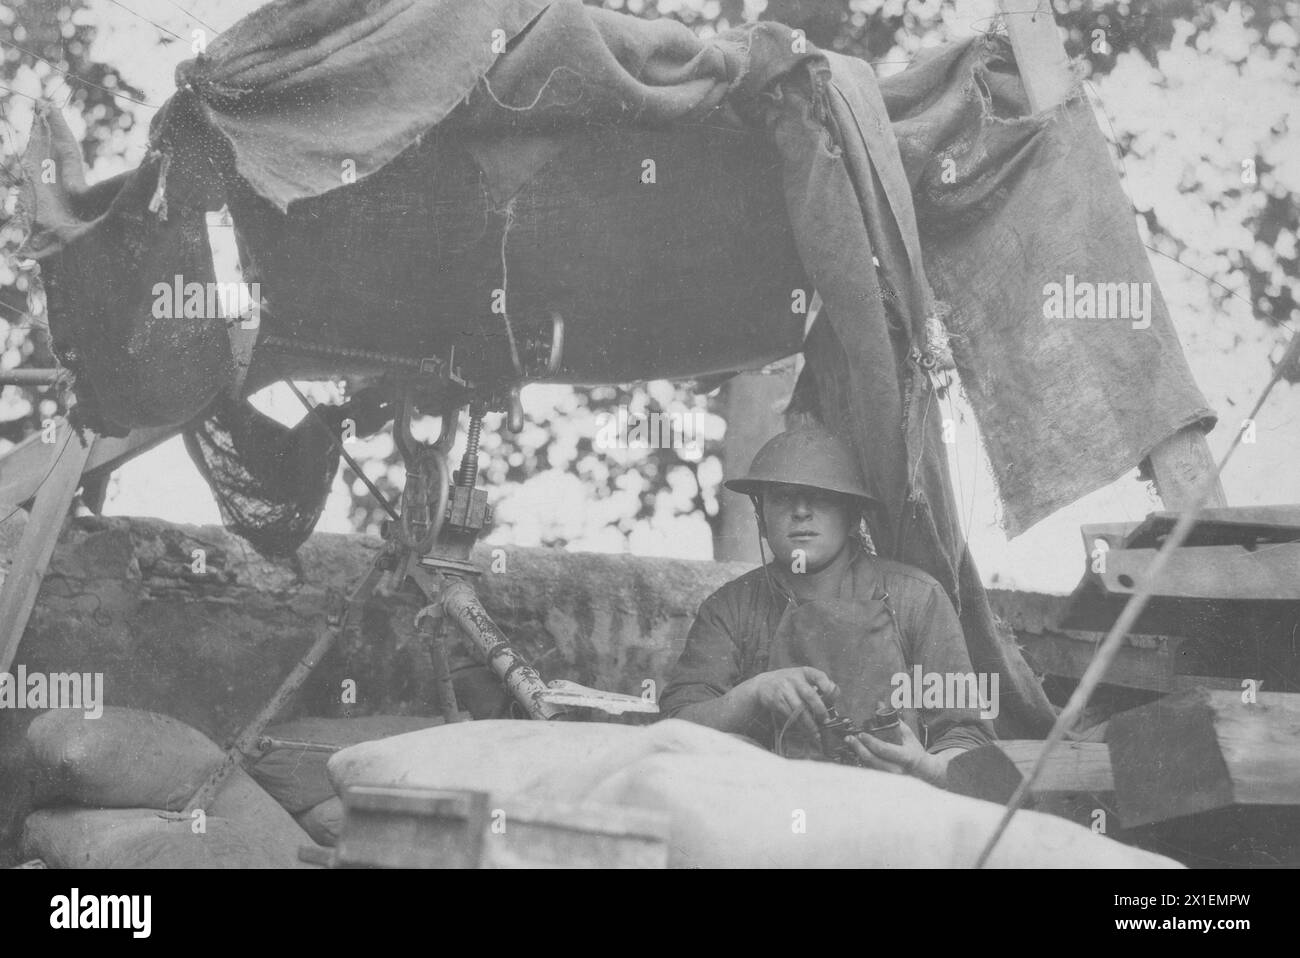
[24,708,318,869]
[250,716,447,814]
[250,715,447,848]
[23,808,281,869]
[28,709,218,810]
[296,797,343,846]
[328,719,1182,868]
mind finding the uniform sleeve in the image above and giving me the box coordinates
[658,592,744,719]
[903,580,996,754]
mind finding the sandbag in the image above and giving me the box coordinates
[22,808,280,869]
[250,716,446,813]
[27,708,222,810]
[296,798,343,847]
[328,720,647,800]
[26,707,318,868]
[331,719,1181,868]
[580,749,1180,868]
[206,768,318,868]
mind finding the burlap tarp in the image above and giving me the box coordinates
[17,0,1219,735]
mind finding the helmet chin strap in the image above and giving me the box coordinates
[751,494,785,604]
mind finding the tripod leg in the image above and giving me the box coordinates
[183,554,387,815]
[415,601,463,724]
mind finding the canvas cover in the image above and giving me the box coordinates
[16,0,1219,734]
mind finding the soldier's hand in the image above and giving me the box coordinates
[847,722,948,785]
[741,667,837,741]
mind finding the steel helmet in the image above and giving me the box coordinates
[723,427,879,506]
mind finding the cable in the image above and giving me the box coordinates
[0,83,41,103]
[0,300,33,322]
[0,38,157,109]
[774,701,807,759]
[104,0,186,41]
[283,380,400,524]
[158,0,218,33]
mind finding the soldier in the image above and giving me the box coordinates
[659,426,993,787]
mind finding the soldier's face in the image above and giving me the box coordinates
[760,483,855,572]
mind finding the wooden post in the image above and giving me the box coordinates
[996,0,1227,511]
[715,361,799,562]
[0,422,93,675]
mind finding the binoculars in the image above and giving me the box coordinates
[818,703,903,765]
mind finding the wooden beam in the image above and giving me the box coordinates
[997,0,1073,112]
[1013,627,1243,694]
[995,739,1118,832]
[1145,430,1228,510]
[1107,688,1300,827]
[0,421,177,513]
[997,739,1114,795]
[0,422,93,675]
[1098,543,1300,602]
[996,0,1227,512]
[715,361,798,562]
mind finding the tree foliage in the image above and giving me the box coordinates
[1,0,1295,555]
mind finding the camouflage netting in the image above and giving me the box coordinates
[182,394,341,558]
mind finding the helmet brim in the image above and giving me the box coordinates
[724,477,880,509]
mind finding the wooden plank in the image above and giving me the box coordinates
[0,421,177,512]
[1123,505,1300,549]
[1107,688,1300,827]
[1099,543,1300,602]
[1080,521,1143,555]
[994,739,1118,833]
[997,739,1114,795]
[1014,627,1243,694]
[715,362,798,562]
[996,0,1073,112]
[997,0,1226,513]
[0,423,93,675]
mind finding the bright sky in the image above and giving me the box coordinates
[22,0,1300,593]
